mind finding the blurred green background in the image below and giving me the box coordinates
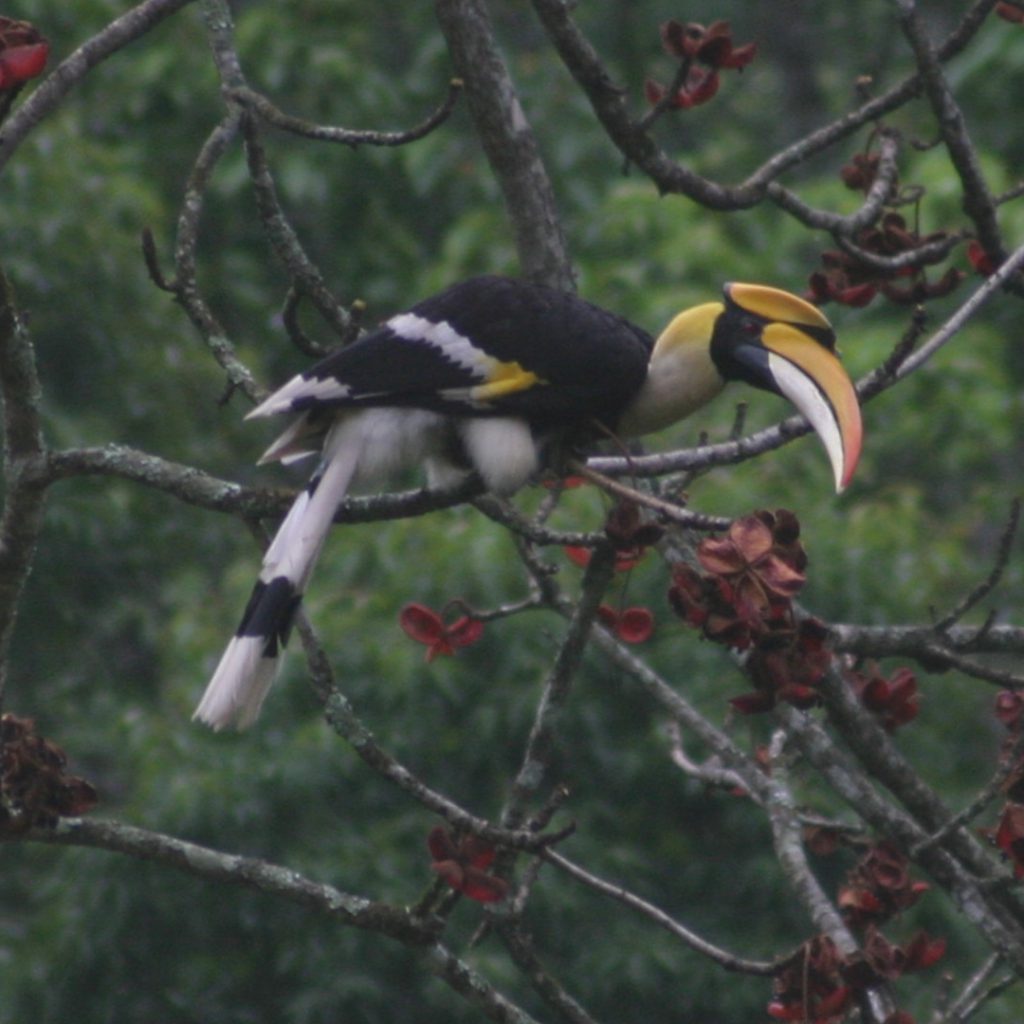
[2,1,1023,1021]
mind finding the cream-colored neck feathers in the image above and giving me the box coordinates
[616,302,726,437]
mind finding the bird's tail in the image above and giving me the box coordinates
[193,422,362,730]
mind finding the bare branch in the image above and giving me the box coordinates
[294,616,573,855]
[543,849,780,975]
[502,542,616,829]
[830,622,1024,660]
[241,115,357,342]
[778,705,1024,975]
[0,269,47,709]
[941,954,1018,1023]
[0,0,196,175]
[15,815,428,939]
[934,499,1021,632]
[497,925,604,1024]
[913,731,1024,858]
[436,0,573,288]
[569,459,731,531]
[766,132,902,235]
[230,79,464,147]
[161,111,261,399]
[14,816,547,1024]
[528,0,998,210]
[763,731,867,963]
[893,0,1006,268]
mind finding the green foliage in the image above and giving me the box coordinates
[2,2,1023,1023]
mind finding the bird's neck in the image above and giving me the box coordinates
[616,303,727,437]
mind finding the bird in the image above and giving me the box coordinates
[195,274,862,730]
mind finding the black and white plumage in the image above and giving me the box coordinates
[196,275,862,730]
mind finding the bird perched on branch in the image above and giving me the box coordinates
[195,275,862,730]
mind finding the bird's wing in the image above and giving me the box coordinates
[250,276,654,427]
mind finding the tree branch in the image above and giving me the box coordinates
[0,0,196,175]
[436,0,574,289]
[543,848,781,975]
[230,80,464,148]
[0,269,47,710]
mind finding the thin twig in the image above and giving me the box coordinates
[0,0,196,174]
[0,269,48,710]
[543,848,780,974]
[942,953,1017,1023]
[241,114,356,342]
[568,459,730,531]
[912,730,1024,857]
[934,499,1021,632]
[230,79,464,147]
[502,541,616,830]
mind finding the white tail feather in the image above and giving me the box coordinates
[193,636,278,731]
[193,419,365,730]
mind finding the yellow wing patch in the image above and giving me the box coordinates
[468,360,545,402]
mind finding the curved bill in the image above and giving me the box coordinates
[760,323,863,493]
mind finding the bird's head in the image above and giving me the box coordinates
[619,283,862,493]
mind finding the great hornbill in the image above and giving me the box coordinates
[195,275,862,730]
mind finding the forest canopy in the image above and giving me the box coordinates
[1,2,1024,1023]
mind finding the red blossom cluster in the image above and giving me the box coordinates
[807,212,962,308]
[1,713,98,834]
[982,691,1024,876]
[769,935,852,1022]
[669,509,832,713]
[426,826,508,904]
[566,501,660,635]
[770,842,944,1022]
[644,19,755,112]
[847,664,920,732]
[0,17,49,91]
[806,141,964,307]
[838,842,930,928]
[399,603,483,661]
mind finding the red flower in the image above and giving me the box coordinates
[698,510,807,613]
[669,564,762,650]
[427,826,509,903]
[669,510,835,713]
[0,18,49,90]
[769,935,852,1024]
[989,802,1024,877]
[995,690,1024,730]
[565,503,661,574]
[996,2,1024,24]
[659,19,756,69]
[564,545,645,572]
[838,842,929,929]
[736,617,832,713]
[646,20,754,114]
[849,665,919,731]
[597,604,655,644]
[399,603,483,661]
[840,152,883,193]
[541,474,586,489]
[967,239,996,276]
[808,210,962,307]
[901,930,947,972]
[645,68,719,110]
